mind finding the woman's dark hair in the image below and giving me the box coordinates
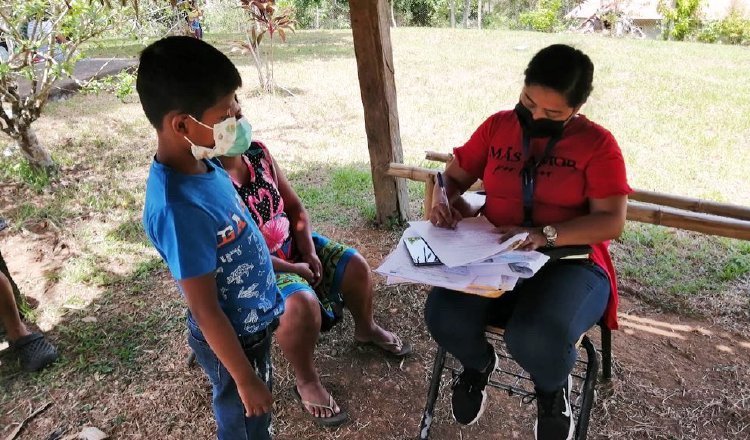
[524,44,594,108]
[136,36,242,130]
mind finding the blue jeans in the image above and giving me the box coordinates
[187,315,277,440]
[424,260,610,392]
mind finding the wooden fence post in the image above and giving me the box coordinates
[349,0,410,225]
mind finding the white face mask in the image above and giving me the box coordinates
[184,115,243,160]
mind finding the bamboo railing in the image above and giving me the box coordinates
[386,153,750,241]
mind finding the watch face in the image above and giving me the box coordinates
[543,225,556,237]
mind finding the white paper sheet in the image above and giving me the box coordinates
[408,217,528,268]
[375,230,477,291]
[467,250,550,279]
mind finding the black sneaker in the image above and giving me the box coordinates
[451,347,497,425]
[534,375,574,440]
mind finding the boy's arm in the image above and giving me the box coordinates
[179,273,272,417]
[270,255,296,273]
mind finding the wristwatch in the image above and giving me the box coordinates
[542,225,558,248]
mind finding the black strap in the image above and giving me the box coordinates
[521,134,560,226]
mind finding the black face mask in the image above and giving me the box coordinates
[514,102,566,138]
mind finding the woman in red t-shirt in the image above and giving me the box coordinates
[424,44,631,440]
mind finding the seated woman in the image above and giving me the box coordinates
[215,134,412,427]
[425,44,630,440]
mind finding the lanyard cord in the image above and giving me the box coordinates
[521,134,560,226]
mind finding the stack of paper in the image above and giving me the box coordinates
[375,217,550,297]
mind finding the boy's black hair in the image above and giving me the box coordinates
[524,44,594,108]
[136,36,242,130]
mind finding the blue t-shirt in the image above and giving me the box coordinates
[142,158,284,336]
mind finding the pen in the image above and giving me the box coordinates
[436,172,449,206]
[436,172,454,228]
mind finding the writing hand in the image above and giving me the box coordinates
[429,203,462,229]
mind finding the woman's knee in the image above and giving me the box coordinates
[280,291,321,331]
[424,288,466,341]
[343,253,371,286]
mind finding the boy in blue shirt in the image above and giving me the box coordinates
[138,36,284,439]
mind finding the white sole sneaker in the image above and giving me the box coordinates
[533,375,575,440]
[453,349,499,426]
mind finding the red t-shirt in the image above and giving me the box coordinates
[453,110,632,329]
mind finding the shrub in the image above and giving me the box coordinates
[659,0,703,41]
[696,12,750,45]
[519,0,564,33]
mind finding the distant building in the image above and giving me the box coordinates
[566,0,750,39]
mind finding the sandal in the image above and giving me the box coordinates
[292,386,349,427]
[355,332,413,358]
[10,332,58,372]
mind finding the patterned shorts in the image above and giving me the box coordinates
[275,233,356,332]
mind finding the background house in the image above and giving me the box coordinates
[566,0,750,39]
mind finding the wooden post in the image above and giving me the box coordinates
[424,174,435,220]
[349,0,410,224]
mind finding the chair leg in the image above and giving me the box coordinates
[575,336,599,440]
[418,345,447,440]
[600,325,612,382]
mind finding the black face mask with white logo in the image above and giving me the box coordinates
[514,102,567,138]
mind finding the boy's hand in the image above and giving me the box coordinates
[292,262,315,284]
[301,252,323,287]
[237,375,273,417]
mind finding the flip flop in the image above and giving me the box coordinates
[10,332,58,372]
[292,386,349,427]
[355,332,413,358]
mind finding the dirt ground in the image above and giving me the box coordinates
[1,224,748,440]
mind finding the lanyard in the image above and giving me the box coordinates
[521,134,560,226]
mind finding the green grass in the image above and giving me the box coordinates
[81,37,149,59]
[615,223,750,314]
[0,156,55,193]
[290,163,376,226]
[106,218,149,246]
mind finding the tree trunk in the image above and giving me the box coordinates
[17,124,55,173]
[478,0,482,29]
[463,0,471,28]
[390,0,397,27]
[450,0,456,27]
[0,250,27,319]
[348,0,411,224]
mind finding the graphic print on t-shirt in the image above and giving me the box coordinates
[489,144,578,178]
[143,159,285,336]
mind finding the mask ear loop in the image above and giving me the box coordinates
[188,114,214,130]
